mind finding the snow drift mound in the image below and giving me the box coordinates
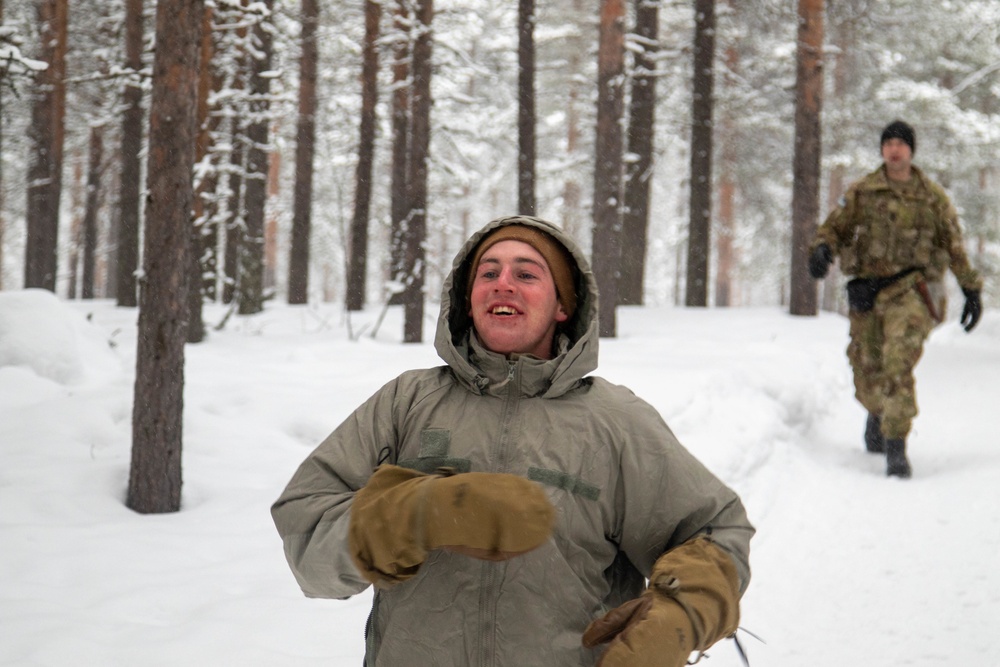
[0,289,121,385]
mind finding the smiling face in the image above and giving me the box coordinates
[468,239,569,360]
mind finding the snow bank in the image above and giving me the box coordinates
[0,289,122,387]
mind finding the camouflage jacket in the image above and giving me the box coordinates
[814,165,982,290]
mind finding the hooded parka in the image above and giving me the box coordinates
[271,215,754,666]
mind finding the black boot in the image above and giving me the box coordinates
[864,413,885,454]
[885,438,912,478]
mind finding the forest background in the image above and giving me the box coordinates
[2,0,1000,653]
[2,0,998,325]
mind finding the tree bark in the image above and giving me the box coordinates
[517,0,536,215]
[288,0,320,305]
[24,0,68,292]
[591,0,626,337]
[346,0,380,311]
[388,0,410,306]
[187,3,215,344]
[81,123,103,299]
[222,118,244,305]
[265,142,281,293]
[128,0,203,515]
[715,32,738,307]
[715,165,735,306]
[238,0,274,316]
[789,0,824,317]
[685,0,715,307]
[619,0,659,306]
[403,0,433,343]
[116,0,144,306]
[560,0,585,241]
[67,155,82,299]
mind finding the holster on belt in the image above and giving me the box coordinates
[915,279,942,322]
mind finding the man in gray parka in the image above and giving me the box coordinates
[272,215,754,667]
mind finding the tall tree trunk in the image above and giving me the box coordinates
[238,0,274,316]
[104,204,118,298]
[619,0,659,306]
[715,31,738,307]
[117,0,144,306]
[789,0,824,316]
[24,0,68,292]
[388,0,410,306]
[517,0,536,215]
[223,118,244,305]
[346,0,380,311]
[221,19,249,308]
[81,123,103,299]
[561,0,585,241]
[288,0,320,305]
[265,138,281,292]
[67,154,82,299]
[403,0,433,343]
[128,0,203,515]
[591,0,626,337]
[187,3,215,343]
[685,0,715,307]
[715,163,735,306]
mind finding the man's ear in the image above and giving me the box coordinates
[555,303,569,323]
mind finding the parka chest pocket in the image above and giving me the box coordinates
[892,201,938,267]
[862,195,894,261]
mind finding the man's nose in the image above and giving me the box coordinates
[495,267,515,290]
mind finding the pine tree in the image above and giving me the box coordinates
[288,0,320,306]
[116,0,144,306]
[128,0,204,515]
[591,0,626,337]
[685,0,715,308]
[24,0,68,292]
[789,0,824,317]
[345,0,379,311]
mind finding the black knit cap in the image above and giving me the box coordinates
[880,120,915,153]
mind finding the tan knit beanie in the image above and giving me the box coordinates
[466,224,577,319]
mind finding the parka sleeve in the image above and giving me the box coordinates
[270,378,403,599]
[813,187,857,254]
[937,195,983,291]
[613,396,754,595]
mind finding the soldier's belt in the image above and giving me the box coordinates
[846,267,919,313]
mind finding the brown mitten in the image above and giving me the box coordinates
[349,464,555,587]
[582,537,741,667]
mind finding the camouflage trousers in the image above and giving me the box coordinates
[847,275,940,440]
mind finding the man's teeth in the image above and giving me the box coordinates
[491,306,517,315]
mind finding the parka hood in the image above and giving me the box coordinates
[434,215,600,398]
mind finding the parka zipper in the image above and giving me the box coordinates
[363,589,381,666]
[478,360,520,667]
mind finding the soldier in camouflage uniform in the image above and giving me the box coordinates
[808,120,983,478]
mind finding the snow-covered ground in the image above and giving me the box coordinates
[2,288,998,666]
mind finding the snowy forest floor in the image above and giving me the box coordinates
[2,289,999,666]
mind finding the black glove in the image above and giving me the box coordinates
[960,288,982,333]
[808,244,833,279]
